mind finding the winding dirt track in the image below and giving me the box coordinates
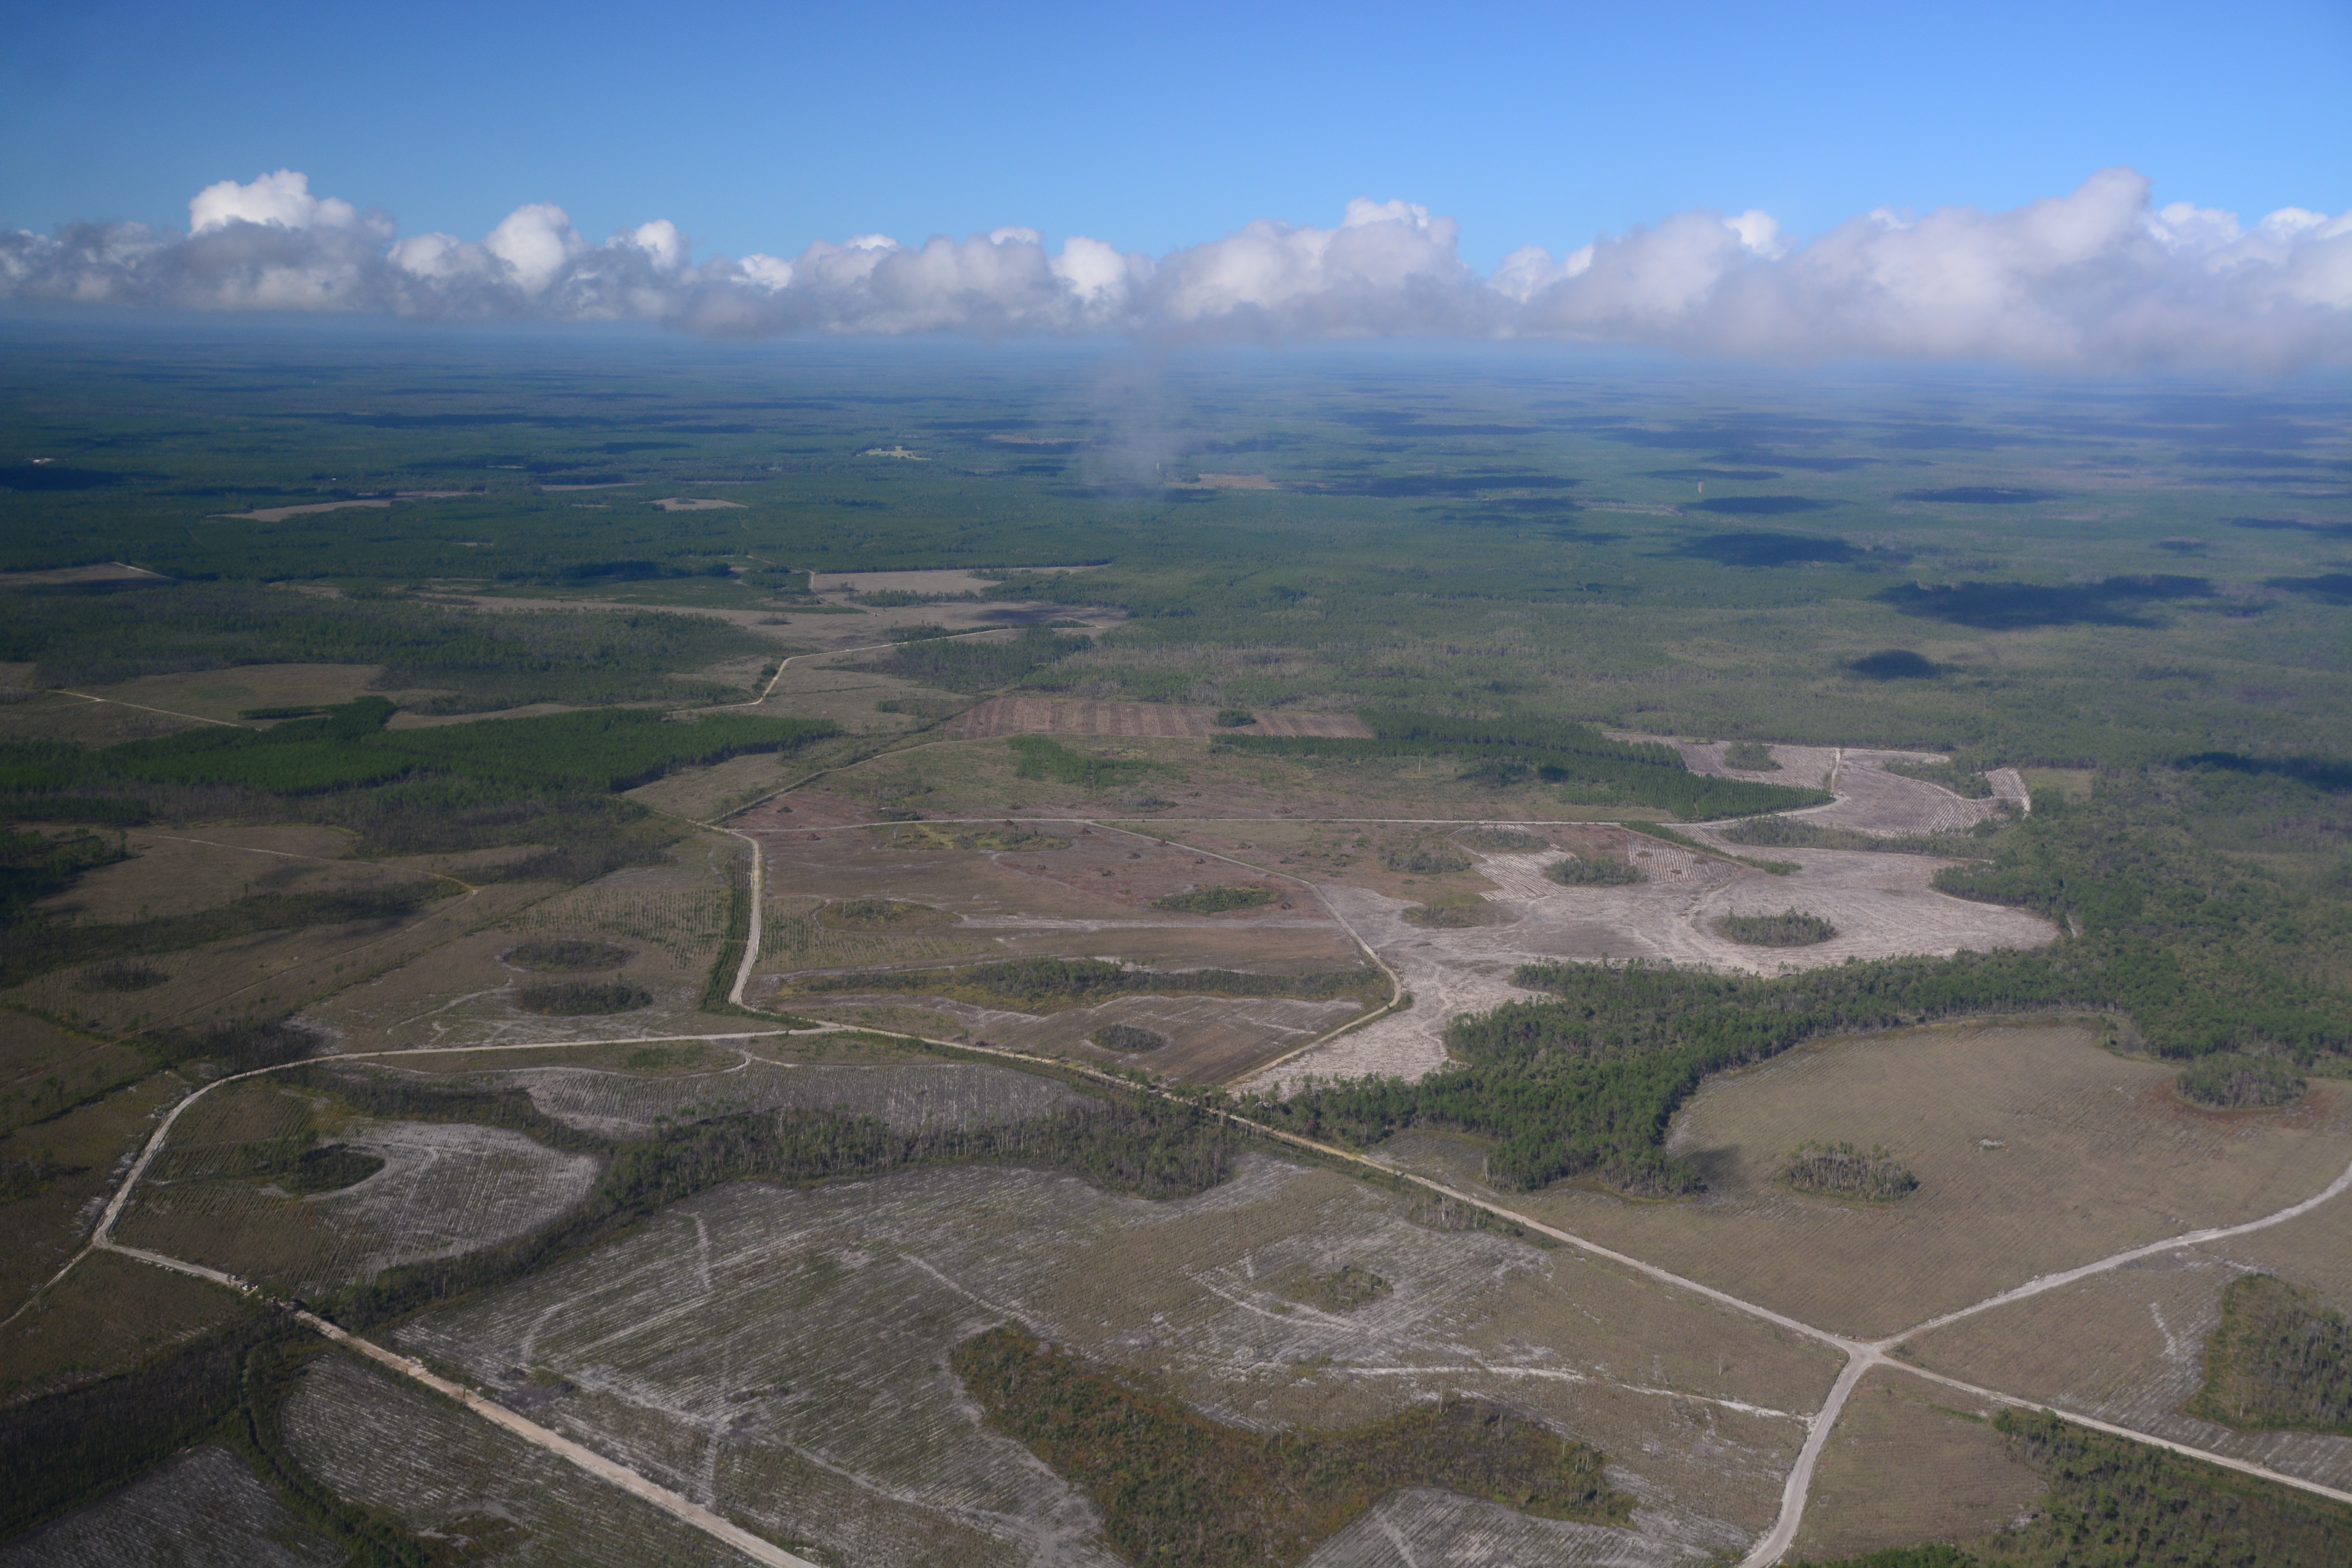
[14,744,2347,1565]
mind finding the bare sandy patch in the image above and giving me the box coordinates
[210,491,472,523]
[650,497,747,512]
[1186,472,1278,489]
[0,561,170,589]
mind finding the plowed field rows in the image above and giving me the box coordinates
[0,1444,336,1568]
[385,1156,1838,1565]
[502,1058,1087,1137]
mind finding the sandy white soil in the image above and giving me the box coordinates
[1241,752,2058,1096]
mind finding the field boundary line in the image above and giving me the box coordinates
[296,1313,821,1565]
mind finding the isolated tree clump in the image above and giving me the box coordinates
[1213,708,1256,727]
[1715,909,1837,946]
[1545,856,1643,886]
[1780,1142,1918,1201]
[1090,1023,1167,1052]
[1381,844,1472,875]
[1154,885,1277,914]
[516,981,653,1015]
[1721,740,1780,771]
[2176,1052,2307,1109]
[1457,827,1548,852]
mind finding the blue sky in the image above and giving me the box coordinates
[4,0,2345,267]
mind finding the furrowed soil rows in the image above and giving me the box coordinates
[1379,1023,2352,1341]
[112,1115,599,1296]
[1904,1185,2352,1494]
[952,698,1373,740]
[1783,1368,2043,1561]
[388,1156,1834,1566]
[282,1351,755,1568]
[0,1443,339,1568]
[1301,1486,1737,1568]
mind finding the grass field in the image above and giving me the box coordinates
[1367,1021,2352,1339]
[1786,1369,2043,1562]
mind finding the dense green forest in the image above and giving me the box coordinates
[1794,1412,2352,1567]
[953,1325,1628,1566]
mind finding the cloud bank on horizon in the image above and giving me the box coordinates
[5,168,2348,373]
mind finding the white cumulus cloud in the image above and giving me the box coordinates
[2,167,2347,372]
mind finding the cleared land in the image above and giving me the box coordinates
[1902,1179,2352,1495]
[1361,1022,2352,1341]
[383,1154,1838,1564]
[1784,1368,2042,1561]
[0,1442,337,1568]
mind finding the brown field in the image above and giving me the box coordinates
[1374,1022,2352,1341]
[385,1155,1836,1564]
[0,1011,151,1135]
[0,1443,335,1568]
[113,1090,600,1296]
[33,824,396,924]
[283,1352,754,1568]
[1786,1368,2042,1561]
[1902,1190,2352,1494]
[952,697,1372,740]
[303,836,740,1052]
[9,877,554,1045]
[0,1250,249,1406]
[0,662,435,739]
[0,1073,190,1308]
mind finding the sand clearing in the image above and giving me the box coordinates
[210,491,473,523]
[1185,472,1279,489]
[650,497,747,512]
[806,564,1105,596]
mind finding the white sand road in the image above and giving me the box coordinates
[9,742,2344,1565]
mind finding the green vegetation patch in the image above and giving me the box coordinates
[73,958,171,992]
[1008,735,1154,791]
[4,882,455,990]
[1403,897,1513,927]
[515,980,653,1016]
[1264,948,2107,1195]
[505,939,630,972]
[1456,827,1548,852]
[2,582,773,713]
[1219,711,1829,820]
[1779,1141,1918,1201]
[1154,884,1277,914]
[952,1325,1629,1567]
[785,956,1375,1012]
[2187,1274,2352,1434]
[1381,843,1473,875]
[1721,740,1780,771]
[1090,1023,1167,1052]
[1797,1410,2352,1567]
[332,1086,1236,1327]
[1545,855,1643,886]
[820,897,958,930]
[1286,1262,1391,1312]
[860,624,1092,693]
[1715,909,1838,946]
[1721,814,1984,856]
[1214,708,1256,727]
[2176,1052,2307,1109]
[1883,757,1994,797]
